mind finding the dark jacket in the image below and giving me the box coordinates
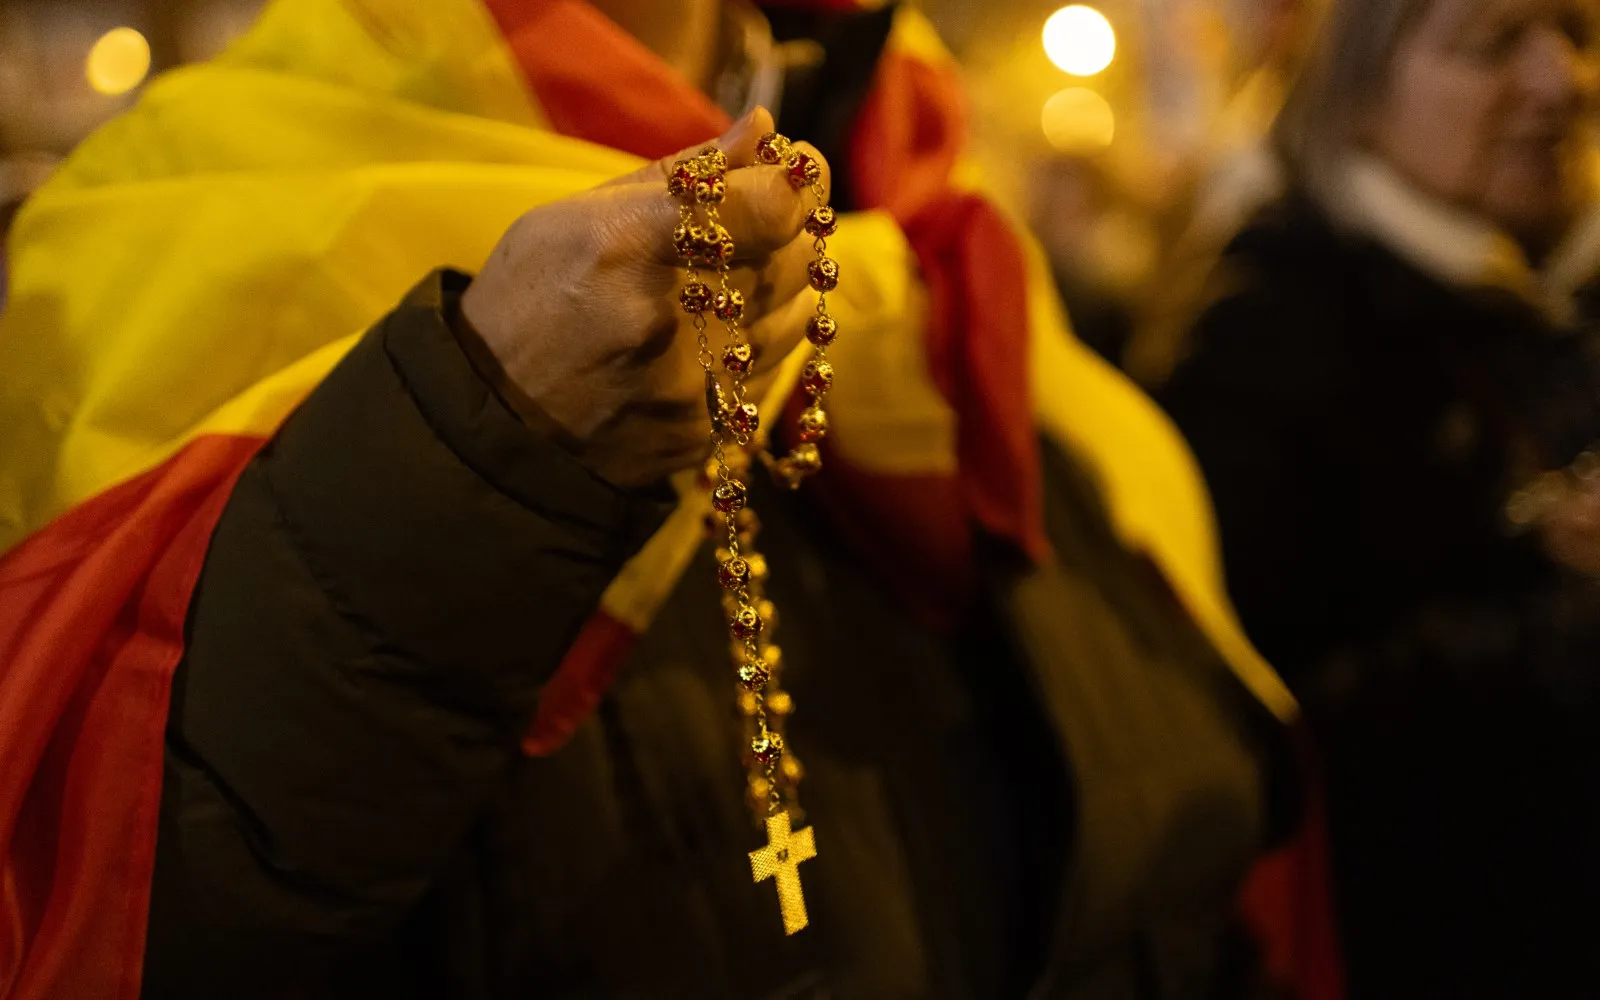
[1160,196,1600,999]
[138,270,1281,1000]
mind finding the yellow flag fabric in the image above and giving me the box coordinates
[0,0,1292,721]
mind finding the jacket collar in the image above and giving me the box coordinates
[1328,153,1600,325]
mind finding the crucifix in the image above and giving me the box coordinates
[748,810,816,935]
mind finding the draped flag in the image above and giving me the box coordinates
[0,1,1305,997]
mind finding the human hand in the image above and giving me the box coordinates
[459,107,831,487]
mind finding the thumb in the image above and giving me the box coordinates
[601,106,777,188]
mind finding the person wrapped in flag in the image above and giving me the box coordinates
[0,1,1315,997]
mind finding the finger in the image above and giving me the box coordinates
[723,232,818,318]
[601,106,775,189]
[740,289,816,374]
[714,140,833,262]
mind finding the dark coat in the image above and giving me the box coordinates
[138,271,1282,1000]
[1160,195,1600,999]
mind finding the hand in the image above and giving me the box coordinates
[459,107,831,487]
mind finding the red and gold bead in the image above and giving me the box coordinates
[694,223,734,266]
[805,314,837,347]
[729,604,765,640]
[698,146,728,171]
[673,223,703,260]
[679,281,712,313]
[718,555,751,589]
[801,359,834,396]
[807,256,840,292]
[712,288,745,322]
[668,162,697,199]
[789,442,822,475]
[722,342,754,376]
[786,152,822,189]
[728,401,760,437]
[804,206,838,237]
[751,730,785,764]
[737,659,772,691]
[798,406,829,443]
[754,132,790,165]
[712,479,748,513]
[694,172,727,205]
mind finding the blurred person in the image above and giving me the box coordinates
[0,1,1302,998]
[1160,0,1600,995]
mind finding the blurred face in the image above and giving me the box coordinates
[1366,0,1600,250]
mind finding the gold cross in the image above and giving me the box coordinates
[748,810,817,935]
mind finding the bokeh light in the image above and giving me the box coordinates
[1041,87,1115,152]
[1042,5,1116,76]
[85,27,151,97]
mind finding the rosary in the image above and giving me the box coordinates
[668,131,836,935]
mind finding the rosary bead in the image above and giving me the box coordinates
[694,172,727,205]
[751,731,785,765]
[737,659,772,691]
[754,132,789,165]
[738,690,761,716]
[712,479,748,513]
[797,406,829,443]
[728,401,760,437]
[679,281,712,313]
[693,223,734,266]
[807,256,839,292]
[804,206,837,238]
[718,555,751,589]
[786,152,822,189]
[722,343,754,376]
[730,604,765,640]
[800,359,834,396]
[668,162,697,199]
[805,314,837,347]
[789,443,822,475]
[698,146,728,171]
[712,288,745,321]
[674,223,702,260]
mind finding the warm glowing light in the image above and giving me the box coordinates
[1041,87,1115,152]
[86,27,151,96]
[1043,5,1116,76]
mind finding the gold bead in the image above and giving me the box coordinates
[751,730,784,764]
[738,690,762,716]
[737,659,772,691]
[766,689,794,716]
[760,644,782,670]
[780,754,805,782]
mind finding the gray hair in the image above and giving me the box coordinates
[1273,0,1437,204]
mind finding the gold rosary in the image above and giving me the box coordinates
[668,132,836,935]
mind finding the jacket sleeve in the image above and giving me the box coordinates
[140,270,674,996]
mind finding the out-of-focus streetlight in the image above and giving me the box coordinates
[1043,5,1116,77]
[86,27,151,96]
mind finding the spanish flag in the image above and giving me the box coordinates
[0,1,1310,997]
